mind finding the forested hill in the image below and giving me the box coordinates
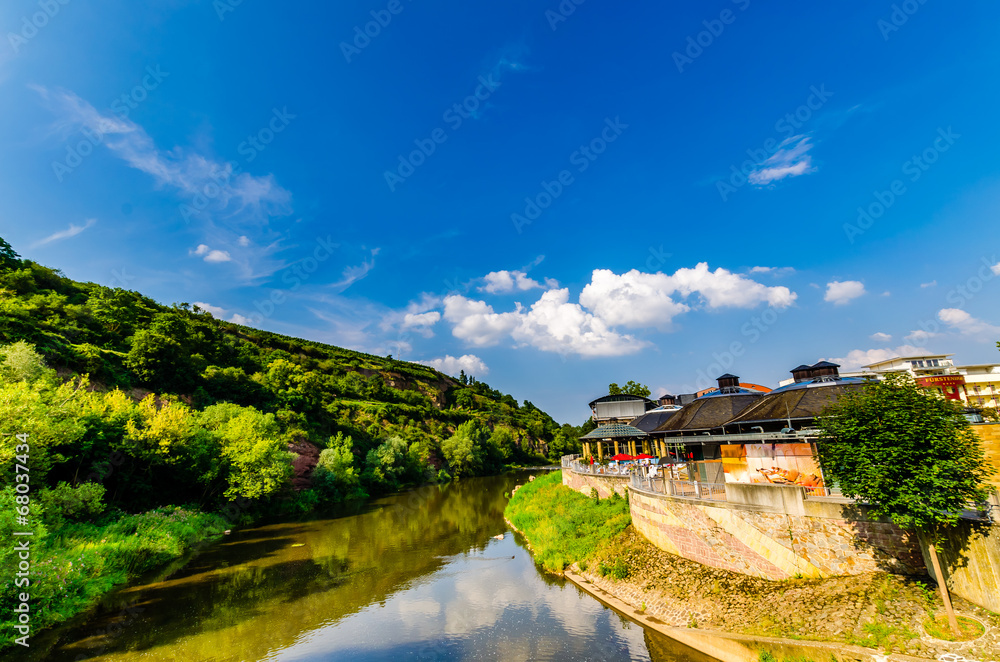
[0,235,581,513]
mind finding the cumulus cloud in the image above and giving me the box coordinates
[189,244,231,263]
[442,291,645,357]
[580,265,795,329]
[824,280,866,305]
[230,313,256,326]
[748,136,816,186]
[480,270,556,294]
[443,296,522,347]
[828,344,930,370]
[937,308,1000,339]
[401,311,441,338]
[31,218,97,248]
[418,354,489,378]
[869,332,892,342]
[193,302,226,317]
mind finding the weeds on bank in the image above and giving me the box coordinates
[504,471,630,573]
[923,614,985,641]
[846,619,918,652]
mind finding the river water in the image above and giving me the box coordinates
[15,472,717,662]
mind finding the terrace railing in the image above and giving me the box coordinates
[629,473,727,502]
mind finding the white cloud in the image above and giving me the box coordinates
[749,266,795,276]
[824,280,866,305]
[580,265,795,329]
[189,244,231,263]
[748,136,816,186]
[480,269,552,294]
[401,311,441,338]
[238,235,251,247]
[31,218,96,247]
[443,296,521,347]
[905,329,940,344]
[418,354,489,378]
[230,313,256,326]
[920,280,937,288]
[938,308,1000,339]
[829,344,930,370]
[442,290,645,357]
[204,249,232,263]
[34,86,291,225]
[511,288,646,357]
[992,262,1000,276]
[330,248,379,293]
[869,332,892,342]
[193,302,226,316]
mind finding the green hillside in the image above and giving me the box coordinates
[0,235,584,645]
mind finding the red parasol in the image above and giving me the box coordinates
[634,454,655,459]
[609,454,634,461]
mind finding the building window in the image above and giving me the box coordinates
[975,386,981,394]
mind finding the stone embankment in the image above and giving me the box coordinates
[572,527,1000,661]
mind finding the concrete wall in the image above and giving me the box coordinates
[562,469,630,499]
[628,485,923,581]
[921,517,1000,613]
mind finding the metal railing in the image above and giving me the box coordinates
[629,474,727,501]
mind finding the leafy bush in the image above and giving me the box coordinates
[41,482,106,525]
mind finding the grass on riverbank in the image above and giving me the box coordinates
[1,506,227,650]
[504,470,630,572]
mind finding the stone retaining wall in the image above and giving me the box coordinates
[562,468,630,499]
[629,487,923,580]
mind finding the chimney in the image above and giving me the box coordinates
[717,373,740,393]
[658,393,677,406]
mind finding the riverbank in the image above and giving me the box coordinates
[505,472,1000,661]
[0,506,228,651]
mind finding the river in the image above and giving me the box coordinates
[12,472,717,661]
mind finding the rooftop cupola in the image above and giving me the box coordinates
[717,373,740,393]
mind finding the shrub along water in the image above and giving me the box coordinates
[504,471,631,572]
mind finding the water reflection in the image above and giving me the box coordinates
[11,473,715,662]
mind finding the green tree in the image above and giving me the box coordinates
[607,380,651,397]
[363,436,413,491]
[313,433,366,502]
[441,420,488,477]
[0,236,20,269]
[0,340,52,383]
[816,374,995,635]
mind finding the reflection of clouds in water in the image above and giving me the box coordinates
[272,536,654,661]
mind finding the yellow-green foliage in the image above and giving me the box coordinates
[0,499,226,649]
[504,471,631,572]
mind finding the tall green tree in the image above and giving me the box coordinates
[607,380,651,398]
[816,373,995,636]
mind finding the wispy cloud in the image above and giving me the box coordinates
[748,136,816,186]
[330,248,380,293]
[869,332,892,342]
[33,86,292,224]
[31,218,96,247]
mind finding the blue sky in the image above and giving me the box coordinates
[2,0,999,424]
